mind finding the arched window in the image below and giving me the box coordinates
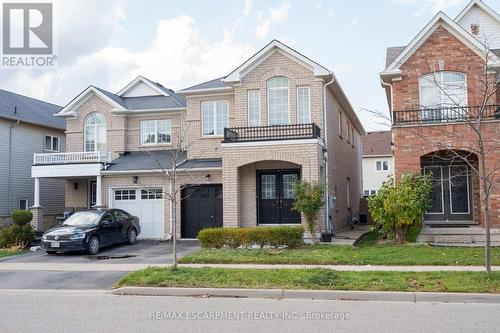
[84,112,106,152]
[419,71,467,120]
[267,77,289,125]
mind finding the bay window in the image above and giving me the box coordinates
[202,101,228,136]
[140,119,171,145]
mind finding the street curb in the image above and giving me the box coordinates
[110,287,500,304]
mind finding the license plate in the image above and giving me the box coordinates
[51,241,60,248]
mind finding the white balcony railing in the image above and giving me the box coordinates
[33,151,112,165]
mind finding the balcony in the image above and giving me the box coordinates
[223,123,321,143]
[33,151,112,165]
[393,105,500,126]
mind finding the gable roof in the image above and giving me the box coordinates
[56,79,186,117]
[117,75,170,97]
[381,11,500,75]
[385,46,406,68]
[223,39,330,83]
[362,131,392,156]
[455,0,500,23]
[0,89,64,130]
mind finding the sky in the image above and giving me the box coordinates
[0,0,479,131]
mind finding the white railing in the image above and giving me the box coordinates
[34,151,112,164]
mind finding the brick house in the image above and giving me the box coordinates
[31,40,365,240]
[380,0,500,243]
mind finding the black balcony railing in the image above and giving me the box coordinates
[223,123,321,143]
[393,104,500,126]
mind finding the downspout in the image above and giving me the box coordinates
[380,78,393,123]
[323,74,335,233]
[167,171,173,241]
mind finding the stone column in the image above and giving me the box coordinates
[31,206,44,232]
[222,165,239,228]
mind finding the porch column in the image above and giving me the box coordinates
[222,166,239,228]
[95,175,102,207]
[33,177,40,207]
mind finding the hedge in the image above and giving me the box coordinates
[11,210,33,226]
[198,226,304,249]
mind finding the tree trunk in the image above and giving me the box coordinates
[172,199,177,270]
[479,155,491,273]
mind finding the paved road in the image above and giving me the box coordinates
[0,289,499,333]
[0,240,199,289]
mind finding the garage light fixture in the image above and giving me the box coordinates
[205,174,211,181]
[133,176,138,184]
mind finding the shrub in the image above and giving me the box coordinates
[11,210,33,226]
[198,226,304,249]
[0,224,35,248]
[292,181,324,244]
[368,174,432,244]
[198,228,225,249]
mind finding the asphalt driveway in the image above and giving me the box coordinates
[0,240,199,290]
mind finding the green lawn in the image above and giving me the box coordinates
[0,249,23,257]
[116,267,500,293]
[179,232,499,266]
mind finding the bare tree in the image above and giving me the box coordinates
[139,123,208,270]
[370,37,500,272]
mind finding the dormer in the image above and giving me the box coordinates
[455,0,500,48]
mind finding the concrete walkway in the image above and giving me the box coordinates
[329,225,370,245]
[1,262,498,272]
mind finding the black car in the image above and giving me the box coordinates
[41,209,141,255]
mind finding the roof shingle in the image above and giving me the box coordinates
[362,131,392,156]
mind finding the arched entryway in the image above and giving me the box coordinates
[420,150,478,224]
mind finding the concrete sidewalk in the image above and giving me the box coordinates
[1,262,499,272]
[111,286,500,304]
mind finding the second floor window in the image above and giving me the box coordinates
[267,77,289,125]
[140,119,171,145]
[376,160,389,171]
[202,100,228,136]
[247,90,260,126]
[45,135,59,152]
[419,71,467,120]
[84,112,106,152]
[297,86,310,123]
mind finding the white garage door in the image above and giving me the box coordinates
[111,188,164,239]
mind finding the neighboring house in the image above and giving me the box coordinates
[361,131,393,196]
[0,89,65,226]
[31,40,365,239]
[380,0,500,242]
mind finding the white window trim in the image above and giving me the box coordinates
[267,77,290,126]
[44,135,60,152]
[418,71,468,108]
[338,111,343,137]
[296,86,311,124]
[18,198,29,210]
[84,113,106,152]
[247,90,260,126]
[375,160,390,172]
[201,100,229,137]
[449,165,471,215]
[140,119,172,146]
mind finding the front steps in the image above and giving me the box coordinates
[418,227,500,245]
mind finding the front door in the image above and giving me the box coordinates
[258,170,301,225]
[89,180,97,208]
[423,164,473,222]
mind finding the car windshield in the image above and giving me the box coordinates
[63,211,101,227]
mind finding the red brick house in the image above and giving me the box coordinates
[380,0,500,243]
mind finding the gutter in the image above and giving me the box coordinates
[323,74,335,233]
[100,167,222,175]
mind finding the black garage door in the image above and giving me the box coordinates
[181,185,223,238]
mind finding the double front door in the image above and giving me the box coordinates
[423,164,473,222]
[257,170,301,225]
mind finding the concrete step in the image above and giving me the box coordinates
[418,227,500,244]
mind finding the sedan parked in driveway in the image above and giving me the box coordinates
[41,209,141,255]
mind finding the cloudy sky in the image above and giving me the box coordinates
[0,0,475,131]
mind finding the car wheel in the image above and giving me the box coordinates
[45,251,57,255]
[127,227,137,245]
[88,236,100,255]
